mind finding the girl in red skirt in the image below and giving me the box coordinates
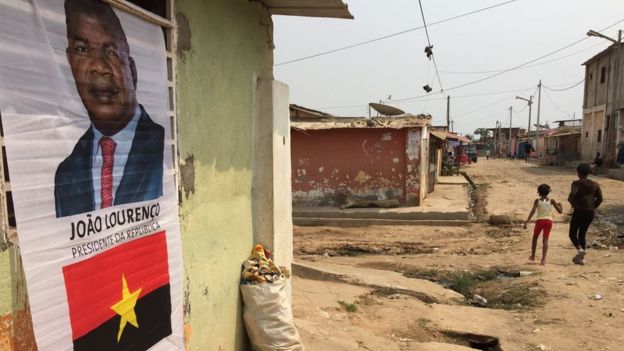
[523,184,563,265]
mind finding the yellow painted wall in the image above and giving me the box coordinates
[174,0,274,349]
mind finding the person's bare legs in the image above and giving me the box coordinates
[540,237,549,265]
[529,234,539,261]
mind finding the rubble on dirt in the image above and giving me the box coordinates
[341,195,400,209]
[470,294,488,307]
[292,160,624,351]
[489,214,512,225]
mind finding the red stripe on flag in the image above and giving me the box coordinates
[63,231,170,340]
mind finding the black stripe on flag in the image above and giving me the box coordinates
[73,284,172,351]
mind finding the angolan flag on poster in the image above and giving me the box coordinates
[63,232,172,350]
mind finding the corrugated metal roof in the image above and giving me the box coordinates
[547,131,582,138]
[291,115,431,130]
[258,0,353,19]
[446,133,471,143]
[290,104,333,119]
[430,130,447,140]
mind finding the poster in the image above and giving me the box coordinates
[0,0,183,350]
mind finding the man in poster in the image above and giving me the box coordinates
[55,0,164,218]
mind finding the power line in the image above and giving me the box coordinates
[274,0,519,66]
[543,78,585,92]
[513,105,528,114]
[543,89,573,118]
[439,42,606,74]
[453,88,533,119]
[393,17,624,101]
[454,109,503,128]
[318,84,549,110]
[417,0,445,92]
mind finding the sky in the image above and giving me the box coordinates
[273,0,624,136]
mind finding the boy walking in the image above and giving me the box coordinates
[568,164,603,265]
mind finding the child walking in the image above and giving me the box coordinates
[524,184,563,265]
[568,164,603,265]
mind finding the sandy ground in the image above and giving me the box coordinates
[292,159,624,351]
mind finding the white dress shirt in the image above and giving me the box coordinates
[91,106,141,209]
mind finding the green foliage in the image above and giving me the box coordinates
[338,300,358,312]
[474,128,491,141]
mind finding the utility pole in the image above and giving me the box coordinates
[587,29,623,163]
[610,30,621,163]
[495,120,499,157]
[446,95,451,130]
[526,96,533,138]
[509,106,513,156]
[536,80,542,158]
[516,95,533,155]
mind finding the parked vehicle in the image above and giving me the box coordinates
[465,145,478,162]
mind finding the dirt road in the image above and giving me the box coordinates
[293,159,624,351]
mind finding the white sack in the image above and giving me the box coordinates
[241,280,305,351]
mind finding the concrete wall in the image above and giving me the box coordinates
[584,56,610,108]
[0,249,35,350]
[583,47,624,164]
[582,108,605,161]
[584,47,624,111]
[253,80,293,269]
[173,0,276,349]
[291,128,427,207]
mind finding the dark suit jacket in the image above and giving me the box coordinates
[55,106,164,217]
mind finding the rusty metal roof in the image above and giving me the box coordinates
[445,132,471,143]
[258,0,353,19]
[290,104,334,119]
[430,130,448,140]
[291,115,431,130]
[547,131,582,138]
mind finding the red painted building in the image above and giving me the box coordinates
[291,114,432,207]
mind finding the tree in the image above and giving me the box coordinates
[474,128,491,141]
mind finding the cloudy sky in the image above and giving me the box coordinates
[273,0,623,136]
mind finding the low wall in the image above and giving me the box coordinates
[291,128,424,206]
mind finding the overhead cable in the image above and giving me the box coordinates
[274,0,518,66]
[543,90,572,118]
[418,0,445,93]
[439,42,606,75]
[392,18,624,102]
[452,88,534,119]
[513,105,528,114]
[543,79,585,92]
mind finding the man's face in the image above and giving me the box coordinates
[66,14,137,136]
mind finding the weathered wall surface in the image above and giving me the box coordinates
[582,109,605,161]
[292,128,426,206]
[405,128,425,206]
[584,57,609,108]
[175,0,273,349]
[583,47,624,164]
[0,247,35,350]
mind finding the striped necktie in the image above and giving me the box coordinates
[99,137,117,208]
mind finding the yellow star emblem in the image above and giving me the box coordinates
[110,274,142,342]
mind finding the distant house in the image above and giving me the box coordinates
[543,119,583,165]
[520,128,550,157]
[488,127,525,156]
[290,106,432,207]
[582,44,624,165]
